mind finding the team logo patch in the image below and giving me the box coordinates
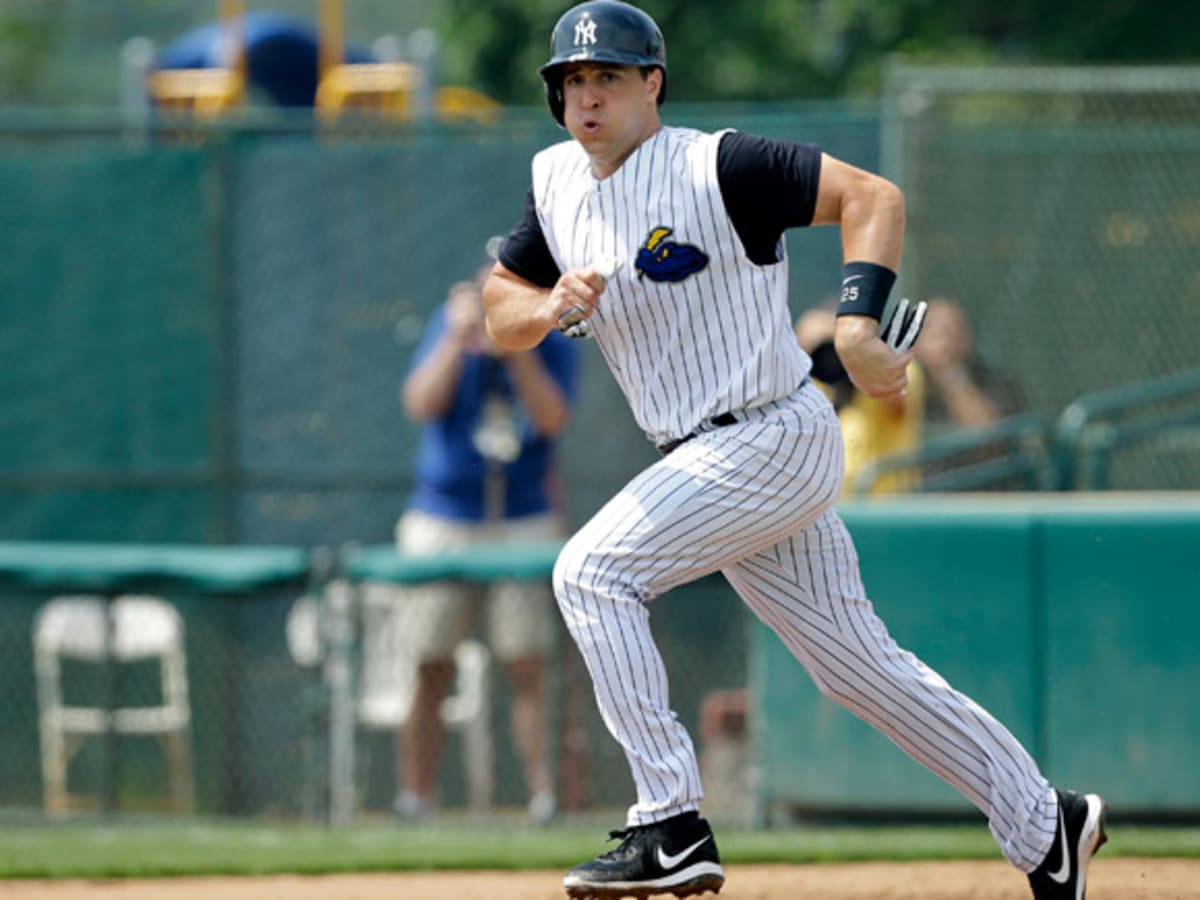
[635,227,709,283]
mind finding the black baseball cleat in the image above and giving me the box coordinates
[1028,790,1108,900]
[563,810,725,899]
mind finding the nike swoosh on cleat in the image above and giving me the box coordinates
[1048,803,1071,884]
[656,835,712,871]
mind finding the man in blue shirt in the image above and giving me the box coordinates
[394,258,579,824]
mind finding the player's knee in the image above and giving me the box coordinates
[553,534,604,604]
[809,668,861,707]
[551,538,583,604]
[552,535,642,610]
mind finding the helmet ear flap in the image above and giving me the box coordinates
[541,65,566,126]
[547,78,566,126]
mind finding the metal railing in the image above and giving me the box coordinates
[850,412,1054,496]
[851,368,1200,496]
[1054,367,1200,490]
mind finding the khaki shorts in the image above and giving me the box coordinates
[392,508,561,663]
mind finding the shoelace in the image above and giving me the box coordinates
[597,827,636,861]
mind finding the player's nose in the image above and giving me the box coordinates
[576,78,603,106]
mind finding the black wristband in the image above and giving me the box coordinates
[836,261,896,321]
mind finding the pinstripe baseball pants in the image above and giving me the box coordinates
[552,381,1058,872]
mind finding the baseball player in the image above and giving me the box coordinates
[483,3,1106,898]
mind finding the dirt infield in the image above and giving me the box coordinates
[5,859,1197,900]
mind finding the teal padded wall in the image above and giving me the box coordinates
[1039,503,1200,812]
[751,494,1200,819]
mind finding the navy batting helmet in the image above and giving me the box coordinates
[539,1,667,126]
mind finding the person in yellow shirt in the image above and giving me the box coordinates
[917,297,1023,433]
[795,306,925,495]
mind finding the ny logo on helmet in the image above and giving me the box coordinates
[574,16,598,46]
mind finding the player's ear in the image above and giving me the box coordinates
[644,67,663,105]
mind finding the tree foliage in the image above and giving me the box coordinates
[0,2,66,104]
[438,0,1200,106]
[0,0,1195,108]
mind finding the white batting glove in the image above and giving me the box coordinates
[557,304,591,339]
[561,319,591,339]
[882,297,928,353]
[592,255,624,282]
[558,257,624,340]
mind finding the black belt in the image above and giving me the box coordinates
[656,411,738,456]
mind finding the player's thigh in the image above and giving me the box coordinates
[557,398,844,600]
[723,506,865,621]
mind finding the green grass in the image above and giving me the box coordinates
[1,820,1197,879]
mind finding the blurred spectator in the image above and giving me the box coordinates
[916,297,1024,435]
[795,305,924,495]
[392,257,579,824]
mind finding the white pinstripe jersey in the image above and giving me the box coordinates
[531,126,811,445]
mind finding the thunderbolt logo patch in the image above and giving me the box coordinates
[635,227,709,283]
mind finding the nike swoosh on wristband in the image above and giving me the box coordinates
[1048,804,1071,884]
[656,835,711,870]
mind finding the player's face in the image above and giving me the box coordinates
[561,63,662,178]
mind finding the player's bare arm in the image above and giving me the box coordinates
[811,153,912,400]
[483,261,607,352]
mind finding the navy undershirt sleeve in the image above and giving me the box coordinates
[716,131,822,266]
[499,133,821,279]
[497,187,561,289]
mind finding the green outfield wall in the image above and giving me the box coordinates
[751,493,1200,821]
[3,84,1199,553]
[0,106,877,550]
[3,72,1200,821]
[0,495,1195,821]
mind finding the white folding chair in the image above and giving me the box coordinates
[286,580,494,812]
[33,594,193,814]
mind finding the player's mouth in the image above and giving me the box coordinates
[580,117,602,135]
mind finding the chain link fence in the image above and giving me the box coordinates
[1,74,1198,823]
[886,64,1200,488]
[0,103,874,824]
